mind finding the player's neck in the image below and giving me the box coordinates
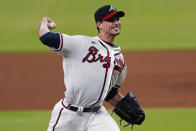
[98,33,115,44]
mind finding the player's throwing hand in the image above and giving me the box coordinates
[39,17,56,37]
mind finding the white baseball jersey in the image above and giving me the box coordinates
[51,33,127,108]
[46,33,126,131]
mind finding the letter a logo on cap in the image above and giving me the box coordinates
[109,6,116,11]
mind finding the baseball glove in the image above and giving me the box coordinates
[113,92,145,128]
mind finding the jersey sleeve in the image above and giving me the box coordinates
[52,33,82,56]
[115,63,127,88]
[39,32,60,49]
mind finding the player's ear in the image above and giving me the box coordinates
[96,21,104,33]
[96,21,102,29]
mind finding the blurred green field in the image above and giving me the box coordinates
[0,109,196,131]
[0,0,196,52]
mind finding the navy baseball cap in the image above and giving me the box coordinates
[94,5,125,22]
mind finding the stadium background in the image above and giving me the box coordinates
[0,0,196,131]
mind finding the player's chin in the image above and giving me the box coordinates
[112,31,120,36]
[112,29,120,36]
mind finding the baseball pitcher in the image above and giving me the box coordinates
[39,5,145,131]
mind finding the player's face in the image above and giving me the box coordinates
[98,16,121,36]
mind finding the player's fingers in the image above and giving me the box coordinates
[41,17,49,24]
[47,18,52,23]
[42,17,47,21]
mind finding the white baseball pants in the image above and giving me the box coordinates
[47,100,120,131]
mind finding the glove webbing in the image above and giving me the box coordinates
[111,110,134,129]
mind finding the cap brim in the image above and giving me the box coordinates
[103,11,125,21]
[115,11,125,17]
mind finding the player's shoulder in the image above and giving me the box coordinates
[73,35,97,40]
[60,33,100,46]
[72,35,100,44]
[61,33,92,40]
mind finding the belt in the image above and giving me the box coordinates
[61,98,101,113]
[68,106,101,113]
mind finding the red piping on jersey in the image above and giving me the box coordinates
[61,98,71,109]
[114,65,123,72]
[114,61,125,73]
[56,33,63,51]
[114,51,124,72]
[90,40,110,107]
[119,62,126,75]
[114,51,122,56]
[52,108,64,131]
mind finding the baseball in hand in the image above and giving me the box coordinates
[47,21,56,30]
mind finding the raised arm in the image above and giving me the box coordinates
[39,17,56,37]
[38,17,62,50]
